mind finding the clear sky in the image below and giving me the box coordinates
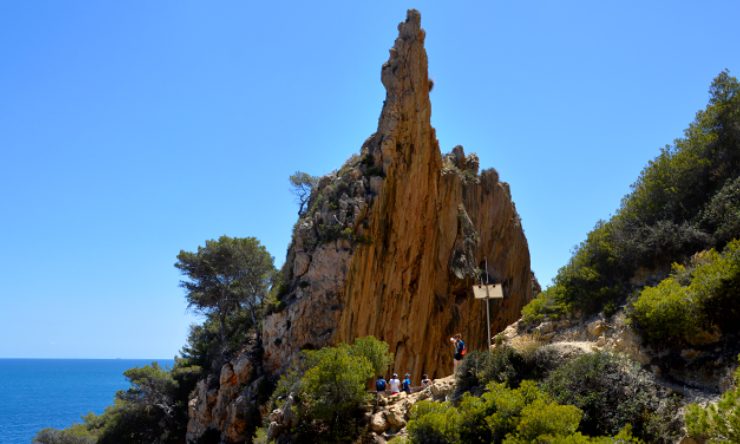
[1,1,739,359]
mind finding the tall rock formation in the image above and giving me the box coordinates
[262,9,535,378]
[187,10,536,442]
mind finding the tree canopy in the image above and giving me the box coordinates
[175,235,275,358]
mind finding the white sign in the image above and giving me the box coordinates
[472,283,503,300]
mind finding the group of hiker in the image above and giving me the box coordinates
[374,333,466,396]
[375,372,432,395]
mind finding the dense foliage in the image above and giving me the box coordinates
[267,336,391,443]
[685,355,740,443]
[400,381,640,444]
[542,352,681,442]
[175,235,275,367]
[38,236,273,443]
[35,362,201,444]
[630,239,740,346]
[523,71,740,324]
[455,345,565,394]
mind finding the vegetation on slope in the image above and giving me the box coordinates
[263,336,391,443]
[523,71,740,324]
[685,356,740,443]
[630,239,740,347]
[35,236,276,444]
[398,381,641,444]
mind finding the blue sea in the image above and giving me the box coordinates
[0,358,174,444]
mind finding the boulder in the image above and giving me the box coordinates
[587,320,608,338]
[370,412,389,433]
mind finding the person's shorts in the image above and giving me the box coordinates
[454,353,463,361]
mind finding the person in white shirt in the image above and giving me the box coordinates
[389,373,401,394]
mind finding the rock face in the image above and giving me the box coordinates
[263,9,535,379]
[186,10,536,443]
[187,350,265,443]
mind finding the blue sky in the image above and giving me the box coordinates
[1,1,738,358]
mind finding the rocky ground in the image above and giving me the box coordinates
[504,312,730,406]
[362,375,456,443]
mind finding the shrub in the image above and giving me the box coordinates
[407,401,461,444]
[521,288,568,325]
[455,348,525,395]
[525,72,740,321]
[702,176,740,246]
[268,337,386,443]
[512,398,582,442]
[348,336,392,377]
[630,239,740,346]
[34,426,97,444]
[543,352,680,442]
[407,380,640,444]
[455,345,566,396]
[685,355,740,443]
[299,346,373,426]
[630,277,700,343]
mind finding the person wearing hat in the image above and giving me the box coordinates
[389,373,401,395]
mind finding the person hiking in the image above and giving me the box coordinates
[375,375,387,394]
[389,373,401,395]
[402,373,412,394]
[421,374,432,389]
[451,333,466,373]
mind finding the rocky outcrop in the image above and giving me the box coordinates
[266,375,458,443]
[186,351,266,443]
[262,9,534,380]
[186,10,536,443]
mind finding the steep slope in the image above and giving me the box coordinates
[262,9,535,379]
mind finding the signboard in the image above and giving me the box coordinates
[472,283,503,300]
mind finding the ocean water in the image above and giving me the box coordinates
[0,358,174,444]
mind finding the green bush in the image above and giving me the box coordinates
[521,287,568,325]
[685,355,740,443]
[34,425,97,444]
[543,352,680,443]
[630,277,700,343]
[455,347,528,395]
[35,361,196,444]
[702,176,740,246]
[630,239,740,346]
[268,337,388,443]
[407,380,641,444]
[456,345,568,396]
[523,71,740,322]
[407,401,461,444]
[511,398,582,442]
[348,335,392,377]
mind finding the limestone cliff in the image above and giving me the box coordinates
[262,9,535,379]
[187,10,536,442]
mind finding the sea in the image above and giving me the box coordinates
[0,358,175,444]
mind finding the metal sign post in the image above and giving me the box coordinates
[472,258,503,349]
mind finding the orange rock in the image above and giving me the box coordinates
[262,9,535,379]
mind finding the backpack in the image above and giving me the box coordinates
[376,379,386,392]
[457,340,467,356]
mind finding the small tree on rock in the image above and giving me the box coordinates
[289,171,319,216]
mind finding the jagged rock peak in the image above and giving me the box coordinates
[379,9,430,129]
[186,11,536,442]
